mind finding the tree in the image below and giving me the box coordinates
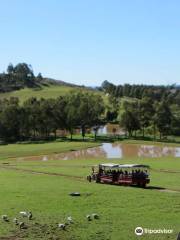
[7,63,14,74]
[120,108,140,137]
[154,101,172,139]
[171,104,180,136]
[106,110,118,121]
[139,97,154,137]
[23,98,41,139]
[65,91,104,140]
[37,73,43,82]
[14,63,35,87]
[0,98,21,141]
[38,98,57,138]
[53,96,68,137]
[77,92,104,140]
[65,92,80,140]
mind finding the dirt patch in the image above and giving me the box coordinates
[0,222,69,240]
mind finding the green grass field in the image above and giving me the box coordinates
[0,141,180,240]
[0,84,103,103]
[0,141,99,160]
[0,85,75,102]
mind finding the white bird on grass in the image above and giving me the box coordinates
[92,213,99,219]
[67,216,73,224]
[28,211,32,220]
[13,218,19,225]
[19,211,32,220]
[19,222,25,229]
[1,215,9,222]
[58,223,66,230]
[86,215,92,221]
[19,211,28,217]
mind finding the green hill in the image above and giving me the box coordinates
[0,82,103,103]
[0,63,99,102]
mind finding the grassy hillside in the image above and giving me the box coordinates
[0,84,102,103]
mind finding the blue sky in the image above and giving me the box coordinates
[0,0,180,86]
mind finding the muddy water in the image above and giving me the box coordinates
[17,143,180,161]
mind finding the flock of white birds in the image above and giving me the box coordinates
[58,213,99,230]
[1,211,32,229]
[1,212,99,231]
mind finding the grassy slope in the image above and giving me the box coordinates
[0,85,74,102]
[0,84,103,103]
[0,141,180,239]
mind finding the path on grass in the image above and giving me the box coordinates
[152,168,180,174]
[0,165,84,181]
[1,164,180,193]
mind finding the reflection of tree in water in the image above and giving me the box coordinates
[21,144,180,161]
[120,144,139,158]
[138,145,176,157]
[115,144,179,158]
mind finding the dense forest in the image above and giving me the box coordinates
[0,63,180,142]
[101,80,180,103]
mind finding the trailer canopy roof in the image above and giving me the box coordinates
[99,163,119,168]
[118,164,150,168]
[99,163,149,169]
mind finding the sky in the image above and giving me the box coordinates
[0,0,180,86]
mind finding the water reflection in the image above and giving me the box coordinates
[101,143,122,158]
[137,145,180,158]
[19,143,180,161]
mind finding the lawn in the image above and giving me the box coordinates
[0,141,99,160]
[0,141,179,240]
[119,139,180,146]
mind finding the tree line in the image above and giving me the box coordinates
[0,63,43,93]
[0,91,179,142]
[101,80,180,103]
[102,81,180,139]
[0,92,104,142]
[119,97,180,139]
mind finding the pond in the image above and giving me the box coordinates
[18,142,180,161]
